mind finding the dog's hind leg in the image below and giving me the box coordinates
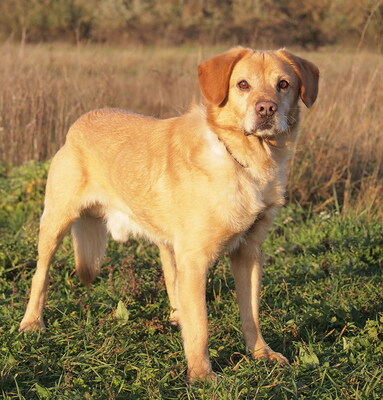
[19,206,76,331]
[19,147,82,332]
[158,243,179,326]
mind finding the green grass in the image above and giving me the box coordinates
[1,162,382,399]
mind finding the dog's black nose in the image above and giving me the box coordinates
[256,101,278,117]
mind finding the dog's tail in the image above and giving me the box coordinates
[71,216,107,286]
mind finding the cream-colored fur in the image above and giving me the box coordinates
[19,47,319,381]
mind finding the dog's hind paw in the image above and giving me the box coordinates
[19,319,46,332]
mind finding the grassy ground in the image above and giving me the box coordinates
[1,162,382,399]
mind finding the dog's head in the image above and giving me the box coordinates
[198,47,319,138]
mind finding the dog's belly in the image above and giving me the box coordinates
[226,231,247,253]
[106,210,140,242]
[106,209,161,244]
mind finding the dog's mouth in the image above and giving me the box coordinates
[256,121,274,131]
[243,107,290,138]
[244,121,274,137]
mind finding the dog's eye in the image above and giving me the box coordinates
[237,80,250,90]
[278,80,289,90]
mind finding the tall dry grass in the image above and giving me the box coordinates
[0,44,201,164]
[289,50,383,216]
[0,43,382,216]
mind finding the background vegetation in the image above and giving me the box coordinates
[0,1,382,398]
[0,0,382,48]
[0,45,382,216]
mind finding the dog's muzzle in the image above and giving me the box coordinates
[244,100,279,137]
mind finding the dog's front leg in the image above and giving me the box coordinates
[174,250,215,382]
[229,212,289,365]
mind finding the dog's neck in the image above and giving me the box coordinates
[208,120,296,173]
[204,104,299,173]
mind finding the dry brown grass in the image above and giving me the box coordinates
[290,50,383,216]
[0,43,382,216]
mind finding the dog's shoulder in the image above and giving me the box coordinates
[177,105,229,164]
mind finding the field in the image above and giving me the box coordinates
[0,43,382,214]
[0,43,383,399]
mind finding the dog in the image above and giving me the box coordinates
[19,47,319,381]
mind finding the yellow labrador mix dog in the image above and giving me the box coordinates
[20,47,319,381]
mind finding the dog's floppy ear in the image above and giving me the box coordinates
[198,47,251,106]
[279,50,319,108]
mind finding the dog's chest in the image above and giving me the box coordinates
[245,163,286,208]
[225,165,286,243]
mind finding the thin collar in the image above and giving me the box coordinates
[217,136,248,169]
[220,134,286,168]
[215,131,286,169]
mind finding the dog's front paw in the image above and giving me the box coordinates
[187,369,217,383]
[253,345,289,365]
[19,318,46,332]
